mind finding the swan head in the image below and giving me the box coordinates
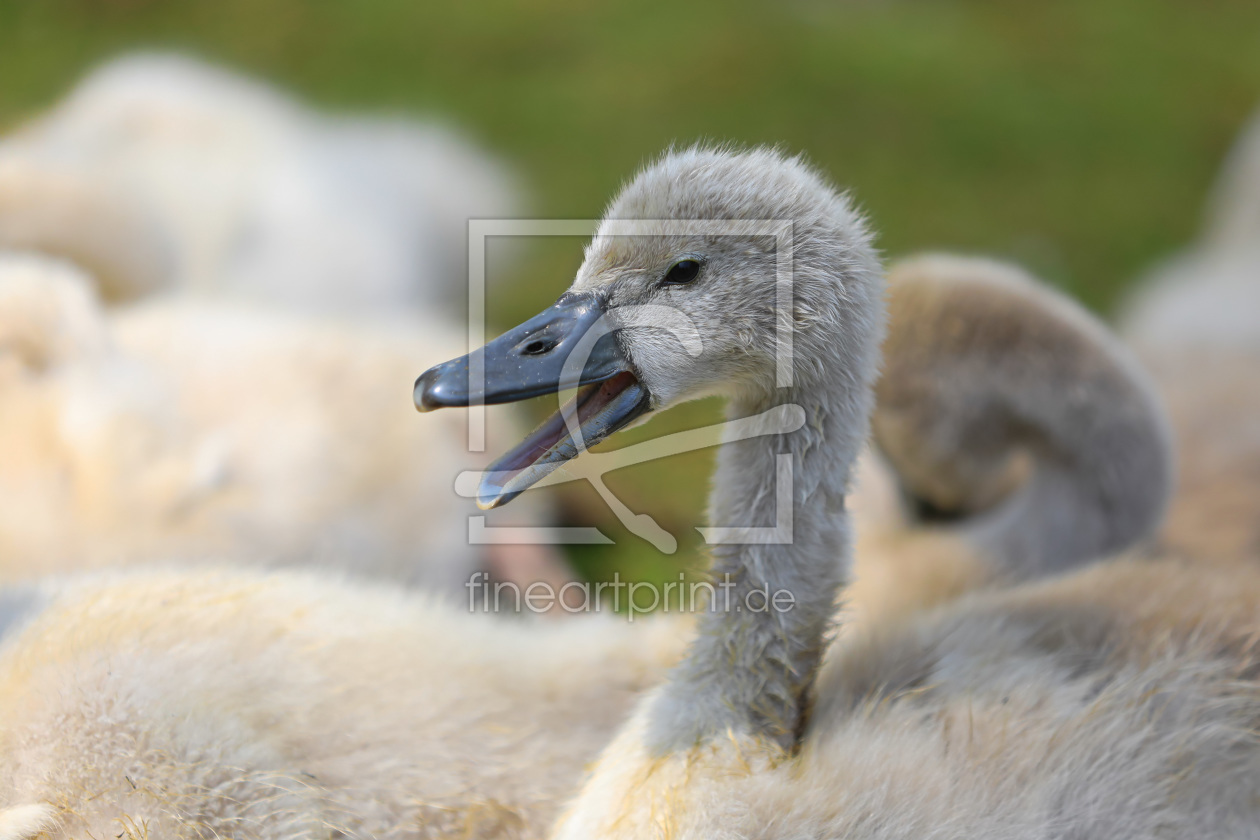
[415,146,881,509]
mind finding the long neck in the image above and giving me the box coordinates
[646,373,870,753]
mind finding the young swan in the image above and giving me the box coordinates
[0,253,552,593]
[0,569,690,840]
[1123,104,1260,565]
[0,52,519,314]
[0,158,171,302]
[417,149,1253,838]
[850,253,1172,621]
[1202,105,1260,253]
[417,146,883,751]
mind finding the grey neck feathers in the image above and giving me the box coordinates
[873,262,1173,584]
[970,445,1167,581]
[646,348,874,753]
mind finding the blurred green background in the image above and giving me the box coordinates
[3,0,1257,590]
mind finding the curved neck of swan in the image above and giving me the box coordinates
[647,369,871,753]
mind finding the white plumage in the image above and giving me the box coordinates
[0,254,551,591]
[0,56,560,593]
[0,53,520,314]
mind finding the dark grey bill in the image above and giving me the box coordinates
[414,292,651,509]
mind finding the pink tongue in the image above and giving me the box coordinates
[491,372,637,478]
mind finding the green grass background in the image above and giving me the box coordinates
[2,0,1258,589]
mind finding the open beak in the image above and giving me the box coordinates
[414,292,651,509]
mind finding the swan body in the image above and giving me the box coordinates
[0,253,547,591]
[1123,104,1260,565]
[0,53,518,313]
[0,57,563,589]
[560,556,1260,840]
[0,568,689,840]
[1203,106,1260,253]
[1124,249,1260,565]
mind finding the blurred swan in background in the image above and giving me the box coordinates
[0,54,562,594]
[0,52,519,314]
[846,253,1173,623]
[0,253,555,591]
[1123,103,1260,565]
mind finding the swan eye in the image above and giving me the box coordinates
[661,259,702,287]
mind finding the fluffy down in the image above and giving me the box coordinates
[0,52,519,313]
[557,558,1260,840]
[1123,103,1260,564]
[0,568,689,840]
[0,254,547,592]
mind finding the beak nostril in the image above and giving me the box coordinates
[520,338,558,356]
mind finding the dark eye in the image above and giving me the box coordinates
[661,259,701,287]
